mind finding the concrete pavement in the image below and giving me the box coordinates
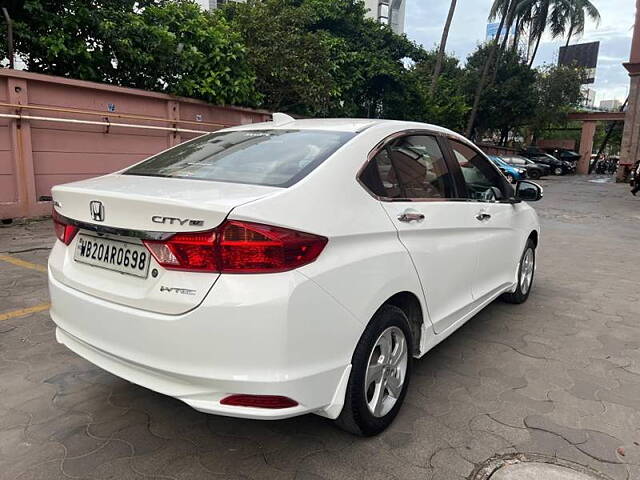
[0,175,639,480]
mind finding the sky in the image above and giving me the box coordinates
[404,0,635,105]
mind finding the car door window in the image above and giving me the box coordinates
[450,140,504,201]
[360,134,454,200]
[387,135,454,199]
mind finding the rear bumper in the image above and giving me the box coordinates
[48,268,361,420]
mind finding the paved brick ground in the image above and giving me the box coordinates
[0,175,639,480]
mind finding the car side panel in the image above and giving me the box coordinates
[226,125,436,350]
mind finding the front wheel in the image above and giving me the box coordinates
[335,305,412,436]
[501,239,536,304]
[528,170,541,180]
[554,167,563,175]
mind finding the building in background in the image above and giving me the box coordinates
[582,88,596,108]
[599,99,623,111]
[485,22,517,42]
[195,0,243,10]
[364,0,406,34]
[197,0,406,35]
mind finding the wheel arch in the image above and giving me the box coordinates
[379,291,425,357]
[528,230,539,248]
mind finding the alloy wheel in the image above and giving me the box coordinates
[520,248,534,295]
[365,326,408,418]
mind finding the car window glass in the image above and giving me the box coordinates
[450,140,503,201]
[387,135,454,199]
[360,149,402,198]
[125,129,355,188]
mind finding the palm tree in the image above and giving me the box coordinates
[514,0,552,66]
[429,0,458,96]
[549,0,601,47]
[465,0,513,137]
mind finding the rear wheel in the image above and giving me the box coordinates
[528,169,541,180]
[335,305,412,436]
[501,240,535,304]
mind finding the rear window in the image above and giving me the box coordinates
[124,129,355,187]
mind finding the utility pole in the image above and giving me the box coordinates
[2,8,14,69]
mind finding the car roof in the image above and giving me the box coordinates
[222,117,459,137]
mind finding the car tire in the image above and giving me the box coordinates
[501,239,536,304]
[335,305,412,436]
[528,170,541,180]
[506,174,515,183]
[554,167,563,175]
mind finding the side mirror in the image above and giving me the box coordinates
[515,180,543,202]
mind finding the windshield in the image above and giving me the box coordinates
[124,129,356,187]
[490,156,510,169]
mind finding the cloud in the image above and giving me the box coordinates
[405,0,634,102]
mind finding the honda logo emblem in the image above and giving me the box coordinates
[89,201,105,222]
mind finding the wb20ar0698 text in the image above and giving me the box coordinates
[74,235,150,278]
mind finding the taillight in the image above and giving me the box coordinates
[143,220,327,273]
[144,231,217,272]
[220,394,298,409]
[52,209,79,245]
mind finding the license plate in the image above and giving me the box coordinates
[74,234,150,278]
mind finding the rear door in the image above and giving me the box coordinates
[360,133,477,334]
[445,139,521,301]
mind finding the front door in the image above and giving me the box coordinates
[359,133,478,334]
[447,140,522,301]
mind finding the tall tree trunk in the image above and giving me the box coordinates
[429,0,457,96]
[528,32,542,67]
[512,18,521,50]
[465,12,507,138]
[565,23,574,47]
[492,2,517,84]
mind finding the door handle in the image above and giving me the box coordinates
[398,212,425,223]
[476,212,491,221]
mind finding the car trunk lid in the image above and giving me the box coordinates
[49,174,280,314]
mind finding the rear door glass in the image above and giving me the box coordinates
[125,129,355,187]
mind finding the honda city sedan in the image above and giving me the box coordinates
[49,115,542,436]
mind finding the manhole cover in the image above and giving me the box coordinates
[469,453,612,480]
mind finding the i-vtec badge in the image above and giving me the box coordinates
[160,286,197,296]
[151,216,204,227]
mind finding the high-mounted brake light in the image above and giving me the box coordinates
[143,220,327,274]
[52,209,79,245]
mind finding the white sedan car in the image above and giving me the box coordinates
[48,116,541,436]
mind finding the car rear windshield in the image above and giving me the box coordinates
[124,129,356,187]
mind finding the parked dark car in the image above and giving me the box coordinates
[544,148,581,166]
[521,152,571,175]
[499,155,547,180]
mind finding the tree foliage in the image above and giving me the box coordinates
[530,64,586,135]
[464,46,537,141]
[2,0,261,105]
[220,0,423,117]
[0,0,588,145]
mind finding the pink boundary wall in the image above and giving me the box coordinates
[0,69,271,220]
